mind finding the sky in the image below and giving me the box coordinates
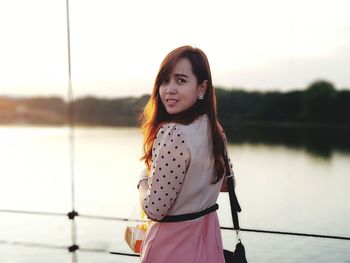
[0,0,349,99]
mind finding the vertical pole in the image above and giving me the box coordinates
[65,0,78,260]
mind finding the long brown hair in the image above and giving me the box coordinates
[140,45,226,183]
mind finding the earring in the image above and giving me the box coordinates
[198,95,204,100]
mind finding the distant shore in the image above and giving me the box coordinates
[1,80,349,129]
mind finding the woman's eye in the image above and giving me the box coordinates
[177,78,186,84]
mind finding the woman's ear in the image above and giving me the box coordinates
[199,80,208,97]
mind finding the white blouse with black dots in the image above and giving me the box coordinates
[140,114,227,221]
[142,123,189,220]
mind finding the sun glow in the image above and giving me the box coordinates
[0,0,349,97]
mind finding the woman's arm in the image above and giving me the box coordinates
[139,124,190,221]
[138,179,151,217]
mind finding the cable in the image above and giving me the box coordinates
[234,227,350,241]
[65,0,75,218]
[0,209,66,217]
[65,0,79,256]
[0,240,67,250]
[0,209,145,223]
[1,208,349,241]
[221,227,350,241]
[109,252,140,257]
[0,239,140,257]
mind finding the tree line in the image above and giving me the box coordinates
[0,80,349,128]
[216,80,350,127]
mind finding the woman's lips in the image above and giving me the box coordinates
[166,99,178,106]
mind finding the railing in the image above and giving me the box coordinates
[1,208,349,260]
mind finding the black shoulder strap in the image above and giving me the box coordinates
[224,154,241,230]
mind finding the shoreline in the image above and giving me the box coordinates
[1,121,350,131]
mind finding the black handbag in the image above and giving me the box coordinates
[223,154,248,263]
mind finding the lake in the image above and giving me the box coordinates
[0,126,349,263]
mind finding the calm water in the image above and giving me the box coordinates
[0,126,349,263]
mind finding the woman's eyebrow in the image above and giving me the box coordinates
[174,73,189,78]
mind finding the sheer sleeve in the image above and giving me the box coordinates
[142,124,190,221]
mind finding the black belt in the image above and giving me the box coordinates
[157,203,219,222]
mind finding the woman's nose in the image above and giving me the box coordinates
[166,82,177,94]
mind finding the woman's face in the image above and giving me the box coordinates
[159,58,205,115]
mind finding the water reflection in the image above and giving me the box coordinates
[224,124,350,158]
[1,126,349,262]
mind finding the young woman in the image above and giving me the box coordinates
[137,45,232,263]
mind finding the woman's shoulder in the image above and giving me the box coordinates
[153,122,189,159]
[178,114,209,131]
[156,114,209,142]
[155,122,183,144]
[178,114,210,139]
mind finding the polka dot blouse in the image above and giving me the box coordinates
[142,123,189,221]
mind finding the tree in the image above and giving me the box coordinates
[302,80,337,122]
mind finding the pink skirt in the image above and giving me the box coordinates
[140,212,225,263]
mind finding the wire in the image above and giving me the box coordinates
[234,227,350,241]
[0,240,67,250]
[109,252,140,257]
[0,209,66,217]
[0,209,145,223]
[0,239,140,257]
[1,208,349,241]
[65,0,75,218]
[65,0,79,257]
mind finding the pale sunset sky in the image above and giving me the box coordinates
[0,0,349,98]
